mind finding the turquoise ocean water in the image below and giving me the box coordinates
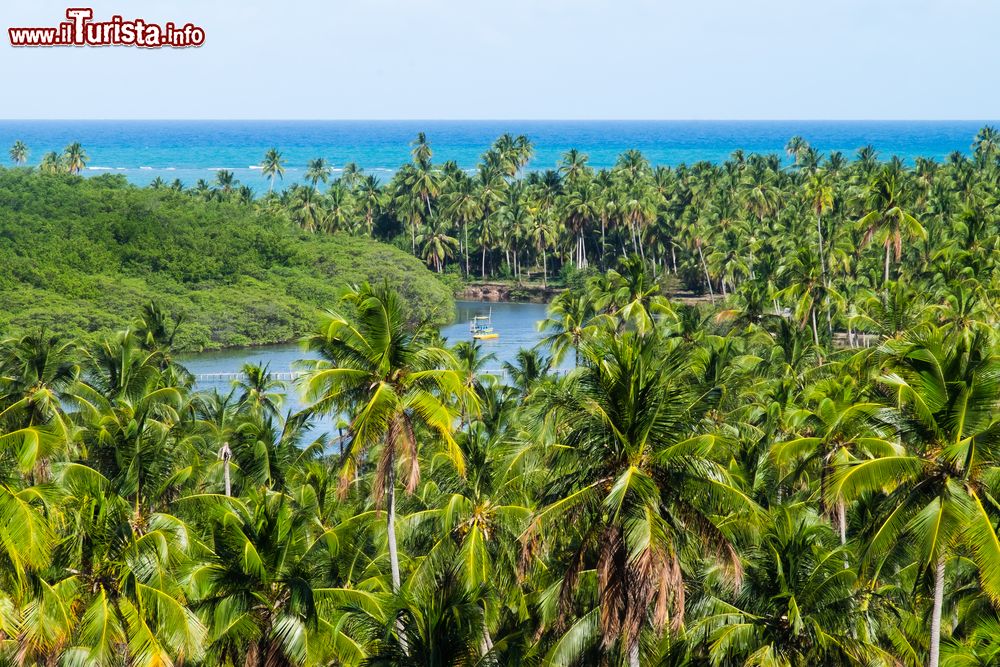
[0,120,995,192]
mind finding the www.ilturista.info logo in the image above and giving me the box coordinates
[8,8,205,48]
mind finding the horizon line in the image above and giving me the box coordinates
[1,118,999,124]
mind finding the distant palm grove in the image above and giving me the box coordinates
[5,128,1000,666]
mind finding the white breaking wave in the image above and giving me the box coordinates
[87,166,113,170]
[139,166,153,170]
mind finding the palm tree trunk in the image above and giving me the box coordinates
[220,443,232,497]
[929,555,946,667]
[883,242,892,286]
[601,218,607,268]
[816,211,827,284]
[628,640,640,667]
[386,461,401,593]
[542,249,547,287]
[465,222,470,276]
[697,244,715,304]
[836,499,846,545]
[671,245,677,274]
[482,244,487,279]
[811,307,820,347]
[480,606,495,658]
[385,452,409,655]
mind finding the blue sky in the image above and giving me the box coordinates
[3,0,997,119]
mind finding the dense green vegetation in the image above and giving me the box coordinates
[2,252,1000,665]
[6,128,1000,666]
[0,169,454,350]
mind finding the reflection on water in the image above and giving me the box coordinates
[176,301,556,436]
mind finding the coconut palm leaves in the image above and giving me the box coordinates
[301,282,471,593]
[530,330,756,666]
[831,328,1000,667]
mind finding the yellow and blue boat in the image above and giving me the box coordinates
[470,310,499,340]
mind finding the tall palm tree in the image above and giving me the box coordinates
[215,169,238,195]
[62,143,87,174]
[416,218,459,273]
[261,148,285,193]
[305,157,331,192]
[831,328,1000,667]
[442,175,483,276]
[858,165,926,286]
[534,331,754,667]
[39,151,62,174]
[805,171,834,285]
[8,140,28,166]
[301,282,470,594]
[356,174,383,238]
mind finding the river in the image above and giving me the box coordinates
[177,300,555,423]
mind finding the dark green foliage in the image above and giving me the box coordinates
[0,170,454,350]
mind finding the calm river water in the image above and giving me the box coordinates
[177,301,554,422]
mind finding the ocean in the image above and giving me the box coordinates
[0,120,994,191]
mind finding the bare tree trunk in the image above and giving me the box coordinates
[929,555,946,667]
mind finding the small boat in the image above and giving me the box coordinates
[470,310,499,340]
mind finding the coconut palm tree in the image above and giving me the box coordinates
[62,143,87,174]
[831,327,1000,667]
[356,174,384,238]
[300,282,470,595]
[261,148,285,193]
[805,171,835,284]
[305,157,331,192]
[442,175,483,276]
[416,218,459,273]
[691,505,883,666]
[533,331,755,667]
[8,140,28,166]
[858,165,926,286]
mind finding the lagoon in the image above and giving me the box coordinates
[177,300,555,420]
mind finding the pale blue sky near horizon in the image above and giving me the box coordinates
[2,0,997,120]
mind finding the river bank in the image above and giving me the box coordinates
[455,281,562,303]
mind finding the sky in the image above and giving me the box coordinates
[2,0,998,120]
